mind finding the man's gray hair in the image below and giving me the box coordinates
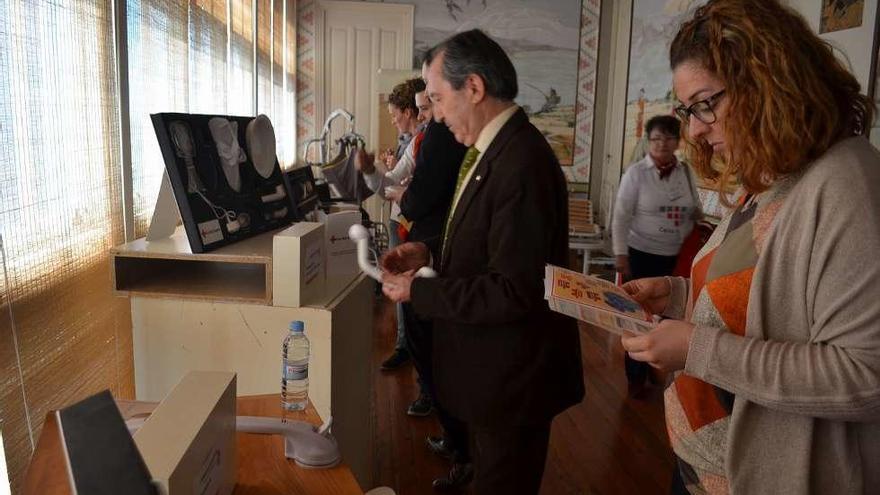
[423,29,518,101]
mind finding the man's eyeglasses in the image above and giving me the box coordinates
[674,89,726,125]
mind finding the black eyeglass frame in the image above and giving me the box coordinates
[674,89,726,125]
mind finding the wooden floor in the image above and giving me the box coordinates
[369,295,675,495]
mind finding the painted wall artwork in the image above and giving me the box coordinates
[622,0,704,169]
[820,0,865,33]
[407,0,582,168]
[297,0,600,184]
[623,0,736,218]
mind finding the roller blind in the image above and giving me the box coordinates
[0,1,297,491]
[0,1,131,492]
[257,0,296,168]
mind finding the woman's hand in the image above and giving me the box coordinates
[385,185,405,203]
[615,255,631,280]
[378,148,395,168]
[621,319,694,372]
[622,276,671,315]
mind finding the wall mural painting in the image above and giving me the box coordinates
[623,0,735,218]
[622,0,703,168]
[409,0,582,169]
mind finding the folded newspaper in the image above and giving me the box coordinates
[544,264,655,335]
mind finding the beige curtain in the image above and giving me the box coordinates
[0,1,131,492]
[0,0,297,491]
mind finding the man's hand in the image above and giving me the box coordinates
[382,270,416,303]
[620,319,694,372]
[355,147,376,174]
[381,242,430,274]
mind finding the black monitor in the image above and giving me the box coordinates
[57,390,155,495]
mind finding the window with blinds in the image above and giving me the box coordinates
[0,2,128,492]
[128,0,297,238]
[0,1,297,491]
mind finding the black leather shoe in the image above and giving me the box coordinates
[380,349,410,371]
[432,462,474,491]
[406,394,433,417]
[425,435,454,461]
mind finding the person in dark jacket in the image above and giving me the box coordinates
[381,29,584,494]
[395,92,472,484]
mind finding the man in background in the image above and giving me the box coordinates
[392,84,472,484]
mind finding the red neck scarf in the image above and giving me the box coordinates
[656,159,677,180]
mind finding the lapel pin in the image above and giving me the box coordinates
[475,175,482,181]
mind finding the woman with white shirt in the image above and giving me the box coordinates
[612,115,702,397]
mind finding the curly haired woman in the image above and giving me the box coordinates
[620,1,880,493]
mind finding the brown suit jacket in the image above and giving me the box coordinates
[410,108,584,427]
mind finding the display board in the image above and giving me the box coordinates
[151,113,300,253]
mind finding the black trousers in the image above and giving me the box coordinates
[471,422,552,495]
[624,246,678,385]
[402,303,471,464]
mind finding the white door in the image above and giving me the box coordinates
[315,0,414,149]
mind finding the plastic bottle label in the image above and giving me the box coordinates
[283,362,308,380]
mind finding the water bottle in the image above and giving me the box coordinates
[282,320,309,411]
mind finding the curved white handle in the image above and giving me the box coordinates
[348,224,383,281]
[348,223,438,281]
[415,266,437,278]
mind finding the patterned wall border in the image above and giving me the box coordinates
[567,0,600,184]
[296,0,317,159]
[296,0,601,185]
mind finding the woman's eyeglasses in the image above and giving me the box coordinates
[648,135,679,143]
[674,89,726,125]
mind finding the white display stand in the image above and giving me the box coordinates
[110,224,374,488]
[146,171,180,242]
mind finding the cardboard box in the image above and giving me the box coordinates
[317,210,361,282]
[134,371,237,495]
[273,222,327,307]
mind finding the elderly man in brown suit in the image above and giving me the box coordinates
[382,29,584,494]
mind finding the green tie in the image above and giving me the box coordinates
[454,146,480,196]
[443,146,480,251]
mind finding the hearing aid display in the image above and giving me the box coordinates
[208,117,246,193]
[151,112,300,253]
[246,114,277,179]
[168,121,203,193]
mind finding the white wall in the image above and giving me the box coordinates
[785,0,878,91]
